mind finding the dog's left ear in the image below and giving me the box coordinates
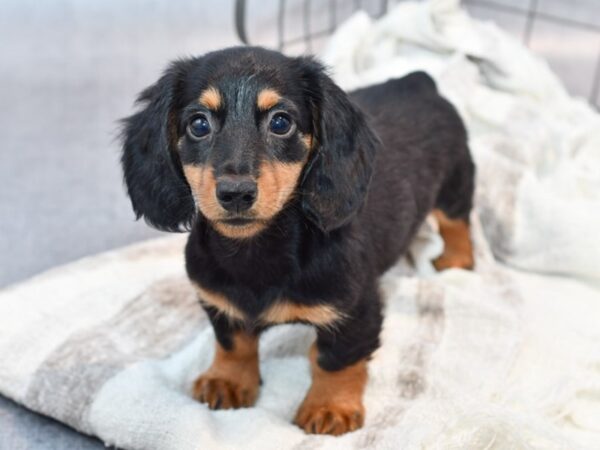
[297,58,379,232]
[120,60,196,232]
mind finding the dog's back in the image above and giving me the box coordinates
[350,72,474,273]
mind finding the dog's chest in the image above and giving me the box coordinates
[192,281,342,328]
[187,222,344,328]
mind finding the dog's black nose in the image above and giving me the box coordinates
[216,177,257,212]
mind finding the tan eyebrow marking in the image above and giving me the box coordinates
[198,86,222,110]
[257,88,281,111]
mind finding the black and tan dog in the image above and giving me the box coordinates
[121,46,474,436]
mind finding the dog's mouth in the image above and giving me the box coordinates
[219,217,256,227]
[212,215,270,239]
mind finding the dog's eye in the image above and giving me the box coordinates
[269,113,292,135]
[188,115,211,139]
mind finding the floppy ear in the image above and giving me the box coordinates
[120,61,195,232]
[298,59,379,232]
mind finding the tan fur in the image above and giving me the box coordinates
[193,331,260,409]
[254,161,304,219]
[193,279,341,327]
[192,282,246,322]
[183,165,222,221]
[256,88,281,111]
[183,160,305,240]
[198,86,222,110]
[295,344,367,435]
[212,221,268,240]
[300,133,313,151]
[261,302,342,327]
[432,209,474,270]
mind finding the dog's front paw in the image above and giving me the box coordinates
[193,375,258,409]
[294,401,364,435]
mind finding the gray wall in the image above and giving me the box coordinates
[0,0,241,287]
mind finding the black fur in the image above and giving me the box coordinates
[298,58,379,232]
[121,62,196,231]
[121,47,474,374]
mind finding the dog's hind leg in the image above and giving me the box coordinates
[432,155,475,271]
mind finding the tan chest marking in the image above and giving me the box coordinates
[193,282,342,327]
[261,301,343,327]
[192,283,246,322]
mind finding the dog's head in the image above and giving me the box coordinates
[121,47,378,238]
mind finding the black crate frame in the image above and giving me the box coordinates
[234,0,600,106]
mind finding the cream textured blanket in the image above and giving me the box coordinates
[1,1,599,449]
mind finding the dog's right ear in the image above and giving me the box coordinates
[120,60,195,232]
[296,58,379,232]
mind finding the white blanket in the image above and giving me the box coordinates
[1,1,599,449]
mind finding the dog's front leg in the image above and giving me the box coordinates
[193,308,260,409]
[295,289,382,435]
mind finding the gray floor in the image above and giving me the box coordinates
[0,0,597,448]
[0,397,104,450]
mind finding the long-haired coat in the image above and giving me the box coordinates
[121,46,475,436]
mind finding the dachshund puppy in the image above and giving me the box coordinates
[121,47,474,436]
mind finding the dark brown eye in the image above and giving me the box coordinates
[269,113,292,135]
[188,115,211,139]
